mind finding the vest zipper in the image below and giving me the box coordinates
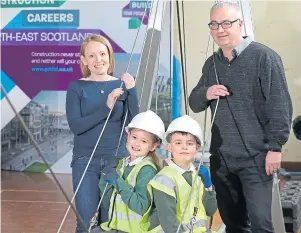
[108,192,118,228]
[108,162,127,228]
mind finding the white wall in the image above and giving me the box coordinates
[174,1,301,162]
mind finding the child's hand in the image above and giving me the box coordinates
[102,164,120,185]
[198,165,212,188]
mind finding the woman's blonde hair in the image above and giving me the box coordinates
[80,34,115,78]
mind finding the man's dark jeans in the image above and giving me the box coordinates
[210,153,274,233]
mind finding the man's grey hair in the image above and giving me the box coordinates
[210,1,243,20]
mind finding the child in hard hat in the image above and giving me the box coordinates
[96,110,165,233]
[141,115,217,233]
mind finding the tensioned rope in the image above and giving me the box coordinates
[0,1,162,233]
[175,1,250,232]
[176,0,189,115]
[0,84,89,233]
[88,1,168,231]
[56,1,161,232]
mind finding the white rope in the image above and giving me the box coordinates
[176,1,222,232]
[176,36,220,233]
[0,84,88,233]
[88,183,108,232]
[138,0,161,106]
[86,1,164,231]
[155,0,166,114]
[56,3,152,233]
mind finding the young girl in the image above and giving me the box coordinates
[97,110,165,233]
[141,115,217,233]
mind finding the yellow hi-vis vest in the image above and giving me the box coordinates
[141,166,215,233]
[101,156,157,233]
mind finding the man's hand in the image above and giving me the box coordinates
[206,85,230,100]
[265,151,282,176]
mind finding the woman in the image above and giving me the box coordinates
[66,34,139,233]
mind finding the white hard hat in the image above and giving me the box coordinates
[125,110,165,142]
[164,115,203,146]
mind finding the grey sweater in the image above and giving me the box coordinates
[189,41,293,161]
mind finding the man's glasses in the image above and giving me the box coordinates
[208,19,239,30]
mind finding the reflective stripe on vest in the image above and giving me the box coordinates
[145,166,213,233]
[101,156,156,233]
[181,219,207,231]
[111,210,143,221]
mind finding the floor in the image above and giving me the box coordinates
[1,171,224,233]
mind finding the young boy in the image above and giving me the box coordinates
[141,115,217,233]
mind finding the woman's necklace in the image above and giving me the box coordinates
[93,76,111,94]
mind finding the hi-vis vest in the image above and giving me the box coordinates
[141,166,215,233]
[101,156,157,233]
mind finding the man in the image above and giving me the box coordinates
[189,2,293,233]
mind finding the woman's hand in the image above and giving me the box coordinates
[121,73,135,89]
[107,88,124,109]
